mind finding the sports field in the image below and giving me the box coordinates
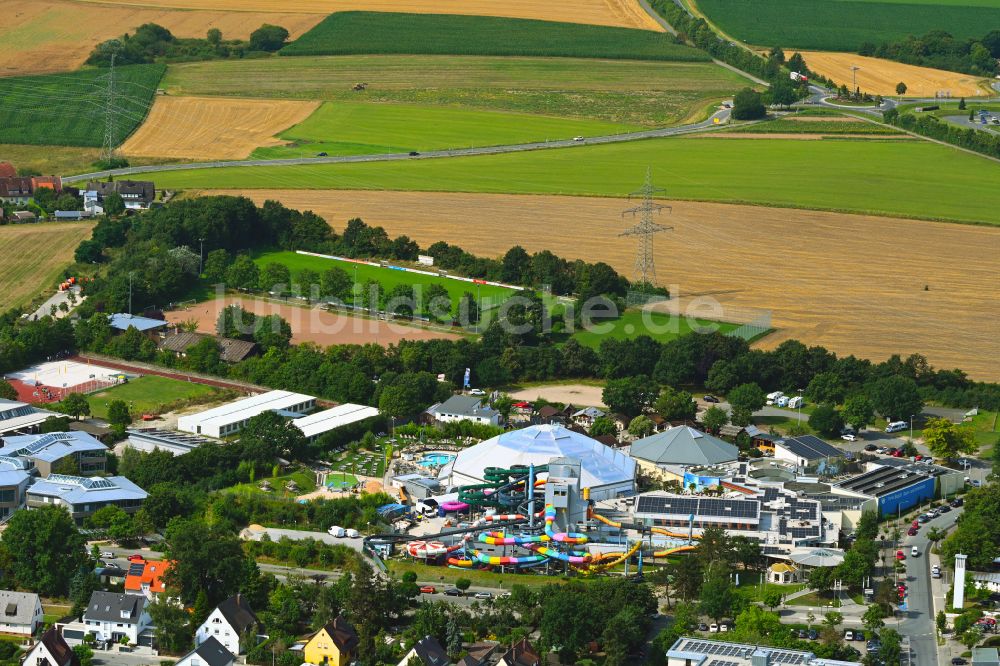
[282,12,692,60]
[251,102,639,159]
[0,0,322,77]
[252,250,517,311]
[122,96,320,160]
[572,310,742,348]
[205,190,1000,380]
[796,51,990,97]
[85,374,224,420]
[695,0,1000,50]
[163,56,746,126]
[147,137,1000,225]
[69,0,661,30]
[0,222,95,313]
[0,65,164,147]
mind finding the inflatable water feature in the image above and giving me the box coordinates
[439,500,470,513]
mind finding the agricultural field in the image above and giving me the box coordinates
[85,374,225,420]
[0,223,95,313]
[728,115,904,135]
[796,50,991,97]
[282,12,694,61]
[0,65,164,147]
[205,190,1000,380]
[571,309,742,348]
[0,0,323,77]
[251,102,639,159]
[69,0,660,30]
[252,250,517,311]
[122,96,320,160]
[695,0,1000,50]
[148,137,1000,225]
[163,55,748,126]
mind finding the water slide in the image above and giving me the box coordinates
[590,510,699,559]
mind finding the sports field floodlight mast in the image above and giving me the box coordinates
[620,167,672,288]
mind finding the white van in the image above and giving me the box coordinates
[328,525,346,537]
[776,396,790,408]
[885,421,908,433]
[766,391,784,405]
[788,396,804,409]
[345,528,360,538]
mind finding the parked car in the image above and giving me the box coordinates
[444,588,462,596]
[895,550,905,560]
[474,591,493,600]
[951,498,964,507]
[797,629,808,639]
[938,505,951,513]
[807,629,818,640]
[863,443,877,450]
[891,449,904,457]
[951,659,968,665]
[911,546,919,557]
[573,136,585,141]
[101,551,115,559]
[127,554,144,563]
[345,528,360,538]
[703,395,720,403]
[316,152,328,157]
[709,624,719,633]
[854,631,865,641]
[420,585,436,594]
[698,623,709,632]
[912,520,920,529]
[844,630,854,640]
[841,433,857,442]
[918,514,931,523]
[907,527,918,536]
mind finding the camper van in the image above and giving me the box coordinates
[766,391,784,405]
[776,396,790,408]
[885,421,908,433]
[787,396,804,409]
[328,525,346,537]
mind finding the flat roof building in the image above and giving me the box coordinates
[773,435,847,475]
[107,313,167,333]
[0,431,106,476]
[292,404,380,441]
[0,399,58,436]
[26,474,147,524]
[126,428,215,456]
[178,390,316,438]
[834,464,937,517]
[667,637,861,666]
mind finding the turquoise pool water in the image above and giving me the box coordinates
[418,453,455,467]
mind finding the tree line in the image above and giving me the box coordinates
[87,22,290,67]
[859,29,1000,78]
[883,107,1000,162]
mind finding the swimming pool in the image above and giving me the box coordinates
[418,453,455,467]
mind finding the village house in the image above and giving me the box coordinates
[175,636,235,666]
[0,590,43,635]
[303,616,359,666]
[195,594,259,656]
[21,627,78,666]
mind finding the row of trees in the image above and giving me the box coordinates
[87,23,289,67]
[859,29,1000,78]
[884,107,1000,162]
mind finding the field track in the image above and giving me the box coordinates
[797,50,990,98]
[203,189,1000,380]
[68,0,662,30]
[0,222,95,313]
[122,96,319,160]
[0,0,322,76]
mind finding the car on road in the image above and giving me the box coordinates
[951,498,964,507]
[101,551,114,558]
[444,588,462,596]
[316,152,328,157]
[420,585,436,594]
[907,527,918,536]
[918,514,931,523]
[703,395,720,403]
[938,505,951,513]
[911,546,919,557]
[896,550,905,560]
[863,443,877,450]
[473,591,493,600]
[573,136,585,141]
[469,388,486,396]
[951,659,968,665]
[409,151,420,156]
[841,433,857,442]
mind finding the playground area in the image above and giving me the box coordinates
[4,359,129,403]
[369,462,698,576]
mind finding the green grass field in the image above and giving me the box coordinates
[252,101,640,158]
[695,0,1000,50]
[283,11,708,61]
[145,137,1000,225]
[162,55,746,127]
[571,309,742,348]
[0,65,165,147]
[731,117,904,135]
[253,250,518,311]
[85,375,223,420]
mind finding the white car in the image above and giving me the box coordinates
[841,433,857,442]
[709,624,719,633]
[473,591,493,600]
[911,546,919,557]
[101,551,114,559]
[572,136,585,142]
[469,388,486,396]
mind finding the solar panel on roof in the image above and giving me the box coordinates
[127,563,144,576]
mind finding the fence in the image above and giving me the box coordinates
[725,310,773,342]
[626,289,670,308]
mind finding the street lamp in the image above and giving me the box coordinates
[198,238,205,276]
[797,388,804,422]
[909,414,915,443]
[851,66,860,93]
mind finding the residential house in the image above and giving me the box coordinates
[196,594,259,657]
[31,176,62,193]
[26,474,147,524]
[0,177,32,205]
[425,395,500,426]
[158,331,258,364]
[397,635,450,666]
[536,405,562,424]
[175,636,235,666]
[497,638,541,666]
[0,431,107,477]
[0,162,15,178]
[124,558,171,600]
[85,180,156,210]
[0,590,43,635]
[303,616,359,666]
[83,190,102,215]
[22,627,78,666]
[571,407,605,429]
[81,591,153,646]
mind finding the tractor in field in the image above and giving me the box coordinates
[352,82,368,91]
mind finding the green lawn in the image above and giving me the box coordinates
[146,137,1000,225]
[253,250,518,312]
[162,56,746,127]
[968,410,1000,448]
[695,0,1000,50]
[571,309,742,348]
[733,577,807,602]
[283,11,709,61]
[786,591,842,608]
[252,101,640,158]
[0,65,164,147]
[86,375,223,420]
[225,469,318,499]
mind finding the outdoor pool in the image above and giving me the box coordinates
[418,453,456,467]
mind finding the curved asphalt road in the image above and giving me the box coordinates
[63,107,737,184]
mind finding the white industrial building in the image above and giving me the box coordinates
[292,404,380,441]
[177,390,315,438]
[438,424,635,501]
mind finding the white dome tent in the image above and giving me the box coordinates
[438,424,636,501]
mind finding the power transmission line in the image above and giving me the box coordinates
[619,167,672,289]
[100,47,120,164]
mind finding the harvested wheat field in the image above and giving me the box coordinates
[207,189,1000,380]
[70,0,661,30]
[0,222,95,312]
[122,97,319,160]
[795,50,991,98]
[166,296,459,346]
[0,0,322,76]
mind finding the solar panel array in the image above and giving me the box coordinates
[677,640,749,658]
[127,562,145,577]
[46,474,117,490]
[708,660,740,666]
[674,639,813,666]
[636,495,759,521]
[15,432,74,456]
